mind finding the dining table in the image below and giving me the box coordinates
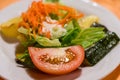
[0,0,120,80]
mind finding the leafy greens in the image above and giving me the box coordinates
[61,19,105,48]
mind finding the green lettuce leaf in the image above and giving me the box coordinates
[36,36,61,47]
[61,19,81,46]
[61,28,80,46]
[18,27,32,35]
[16,50,35,69]
[64,20,74,31]
[18,27,61,47]
[71,27,105,48]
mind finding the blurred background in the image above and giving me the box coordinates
[93,0,120,19]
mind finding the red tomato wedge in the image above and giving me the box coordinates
[28,45,84,75]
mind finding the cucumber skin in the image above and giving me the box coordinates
[84,31,120,66]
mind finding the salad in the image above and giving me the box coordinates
[0,0,119,75]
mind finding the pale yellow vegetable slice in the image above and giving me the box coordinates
[17,34,27,42]
[79,15,99,29]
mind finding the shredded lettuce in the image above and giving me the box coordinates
[18,27,61,47]
[64,20,74,31]
[61,19,105,48]
[16,50,35,68]
[18,27,32,35]
[21,38,36,47]
[18,19,105,48]
[61,19,81,46]
[61,28,80,46]
[72,19,81,31]
[51,26,67,39]
[71,27,105,48]
[36,36,61,47]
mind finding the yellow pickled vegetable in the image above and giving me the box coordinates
[79,15,99,29]
[0,17,22,38]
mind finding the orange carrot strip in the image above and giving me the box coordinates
[45,31,51,39]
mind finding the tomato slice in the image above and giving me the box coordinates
[28,45,84,75]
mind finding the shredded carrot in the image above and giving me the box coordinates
[19,1,84,38]
[45,31,51,39]
[38,25,43,35]
[19,21,29,29]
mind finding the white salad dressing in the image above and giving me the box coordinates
[42,17,67,39]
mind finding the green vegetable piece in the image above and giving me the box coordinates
[51,26,67,39]
[21,37,36,48]
[49,13,59,20]
[61,28,80,46]
[36,36,61,47]
[64,20,74,31]
[72,19,81,31]
[16,50,35,69]
[61,19,81,46]
[71,27,105,48]
[18,27,61,47]
[18,27,32,35]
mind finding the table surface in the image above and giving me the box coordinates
[0,0,120,80]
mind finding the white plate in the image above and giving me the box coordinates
[0,0,120,80]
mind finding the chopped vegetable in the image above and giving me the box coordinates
[0,17,22,38]
[16,50,35,68]
[84,31,120,66]
[61,28,80,46]
[61,19,81,46]
[18,27,32,35]
[36,36,61,47]
[79,15,99,29]
[51,25,67,39]
[71,27,105,48]
[64,20,74,31]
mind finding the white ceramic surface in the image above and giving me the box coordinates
[0,0,120,80]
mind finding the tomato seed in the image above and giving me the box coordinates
[39,49,75,64]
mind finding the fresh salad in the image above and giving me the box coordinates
[0,0,119,75]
